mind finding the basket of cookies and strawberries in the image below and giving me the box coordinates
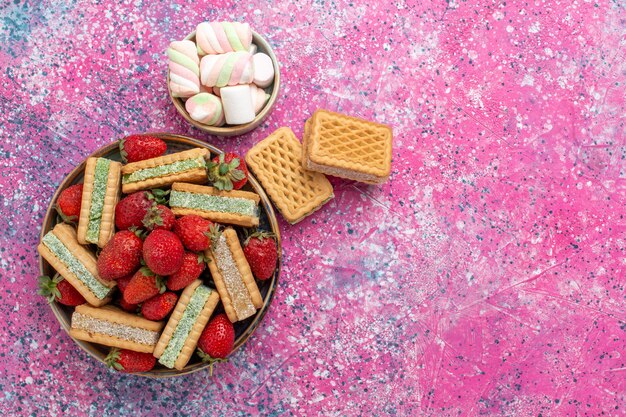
[38,133,281,377]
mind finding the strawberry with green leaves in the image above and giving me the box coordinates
[115,191,153,230]
[243,231,278,280]
[141,292,178,321]
[38,274,85,306]
[207,152,248,191]
[123,267,166,304]
[97,230,143,280]
[143,204,175,231]
[115,189,170,231]
[166,252,206,291]
[105,348,156,373]
[197,314,235,376]
[173,215,219,252]
[119,135,167,163]
[143,229,184,276]
[56,184,83,223]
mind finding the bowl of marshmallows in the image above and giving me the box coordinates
[167,22,280,137]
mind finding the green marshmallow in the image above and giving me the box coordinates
[216,53,240,87]
[223,22,245,51]
[167,48,200,76]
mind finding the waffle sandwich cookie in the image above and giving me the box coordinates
[70,304,164,353]
[121,148,209,194]
[245,127,334,224]
[302,109,393,184]
[153,280,220,370]
[169,182,260,227]
[38,223,115,307]
[76,157,122,247]
[206,228,263,323]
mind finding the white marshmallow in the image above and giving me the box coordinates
[248,43,258,55]
[220,85,255,125]
[252,53,275,88]
[250,84,270,114]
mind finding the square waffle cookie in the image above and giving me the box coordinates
[302,109,393,184]
[245,127,334,224]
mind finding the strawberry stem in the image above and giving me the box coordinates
[104,348,124,371]
[119,139,128,163]
[197,349,228,377]
[218,163,229,176]
[55,206,78,225]
[205,224,222,250]
[38,274,62,303]
[142,205,164,230]
[148,189,170,205]
[197,253,211,264]
[207,154,245,191]
[139,266,155,276]
[244,230,276,245]
[156,276,167,294]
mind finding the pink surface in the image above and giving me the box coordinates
[1,0,625,415]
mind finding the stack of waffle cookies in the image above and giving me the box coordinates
[246,109,392,224]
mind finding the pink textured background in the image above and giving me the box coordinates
[1,0,626,415]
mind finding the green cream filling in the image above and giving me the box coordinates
[159,285,212,368]
[169,190,258,217]
[42,232,110,299]
[122,157,205,184]
[85,158,111,243]
[223,22,245,51]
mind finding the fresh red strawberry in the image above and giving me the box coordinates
[116,190,170,231]
[56,184,83,223]
[207,152,248,190]
[197,314,235,358]
[38,275,85,306]
[166,252,206,291]
[119,134,167,163]
[243,231,278,280]
[143,230,184,276]
[141,292,178,321]
[115,275,139,311]
[116,274,133,294]
[143,204,175,231]
[105,348,156,373]
[97,231,143,280]
[123,267,166,304]
[115,191,153,230]
[197,314,235,376]
[173,215,220,252]
[118,296,139,313]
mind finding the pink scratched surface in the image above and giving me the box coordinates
[1,0,625,415]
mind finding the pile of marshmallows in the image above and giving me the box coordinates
[167,22,276,126]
